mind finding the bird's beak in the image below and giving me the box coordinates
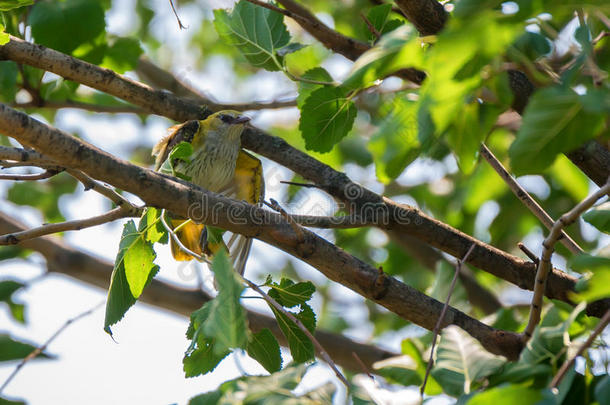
[232,115,251,125]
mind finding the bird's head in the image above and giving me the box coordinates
[203,110,251,141]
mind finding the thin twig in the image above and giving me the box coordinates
[480,144,583,255]
[549,310,610,388]
[421,243,476,396]
[0,168,62,181]
[0,206,139,245]
[12,100,146,115]
[264,199,306,242]
[66,169,133,208]
[361,12,381,40]
[280,180,323,189]
[518,242,539,264]
[0,302,103,395]
[168,0,187,29]
[159,209,212,265]
[242,277,349,387]
[523,180,610,341]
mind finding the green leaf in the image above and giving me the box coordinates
[0,280,26,323]
[203,250,248,355]
[269,303,315,363]
[139,207,168,245]
[509,87,605,175]
[583,202,610,234]
[299,86,357,153]
[467,384,544,405]
[549,155,590,202]
[344,26,423,91]
[296,67,334,109]
[519,303,586,365]
[362,4,403,42]
[267,278,315,308]
[420,12,521,135]
[213,0,290,71]
[104,220,159,334]
[372,354,422,387]
[102,37,143,73]
[0,0,33,11]
[183,337,230,378]
[368,97,419,183]
[428,262,470,313]
[509,32,552,61]
[432,326,506,396]
[284,45,328,77]
[247,328,282,373]
[0,334,50,362]
[595,375,610,405]
[0,25,9,45]
[28,0,106,54]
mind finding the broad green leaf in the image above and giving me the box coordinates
[28,0,106,54]
[445,103,500,174]
[520,303,586,365]
[368,97,419,183]
[0,280,25,323]
[102,37,143,73]
[372,354,422,387]
[420,12,521,135]
[203,250,248,355]
[509,32,552,61]
[466,384,544,405]
[267,278,315,308]
[595,375,610,405]
[401,339,443,395]
[299,86,356,153]
[550,155,590,202]
[269,303,315,363]
[0,25,9,45]
[570,253,610,273]
[183,337,230,378]
[344,26,423,91]
[509,87,605,175]
[213,0,290,71]
[246,328,282,373]
[284,45,328,77]
[191,364,316,403]
[432,326,506,396]
[104,220,159,334]
[296,67,334,109]
[0,0,33,11]
[139,207,168,245]
[362,4,404,42]
[463,163,508,213]
[583,202,610,234]
[0,61,16,102]
[0,334,50,362]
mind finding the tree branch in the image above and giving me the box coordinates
[523,179,610,341]
[0,211,397,373]
[0,103,525,359]
[393,0,448,36]
[480,143,583,255]
[1,38,606,317]
[274,0,426,84]
[0,206,140,245]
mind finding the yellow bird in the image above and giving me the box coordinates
[152,110,264,275]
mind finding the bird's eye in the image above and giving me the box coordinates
[219,114,234,123]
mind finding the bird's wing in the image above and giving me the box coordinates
[220,150,264,275]
[152,120,201,171]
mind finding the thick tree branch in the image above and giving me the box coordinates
[0,104,525,359]
[393,0,448,36]
[0,37,602,316]
[0,211,397,373]
[274,0,426,84]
